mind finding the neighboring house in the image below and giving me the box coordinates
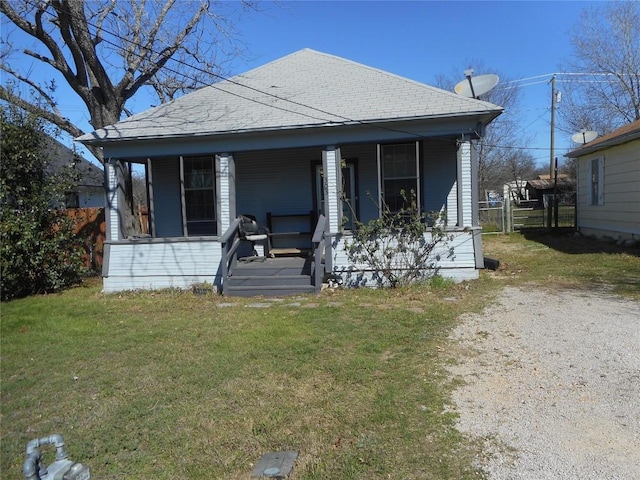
[77,48,503,295]
[566,119,640,242]
[45,136,105,208]
[525,174,576,207]
[503,179,530,204]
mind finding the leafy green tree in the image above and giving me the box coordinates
[1,104,85,300]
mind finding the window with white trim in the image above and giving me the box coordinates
[589,157,604,206]
[379,142,420,213]
[183,156,216,235]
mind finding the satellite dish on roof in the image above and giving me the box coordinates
[454,69,499,99]
[571,130,598,144]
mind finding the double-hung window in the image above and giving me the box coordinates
[589,157,604,206]
[379,142,420,213]
[182,156,216,235]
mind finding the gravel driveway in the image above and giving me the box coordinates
[448,286,640,479]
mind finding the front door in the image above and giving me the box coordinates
[315,162,357,230]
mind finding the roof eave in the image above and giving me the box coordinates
[76,108,503,147]
[566,130,640,157]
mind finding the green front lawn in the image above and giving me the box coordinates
[2,233,638,479]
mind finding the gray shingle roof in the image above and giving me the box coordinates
[78,48,503,144]
[44,135,104,187]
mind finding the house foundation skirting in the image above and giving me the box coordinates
[101,228,482,293]
[101,238,223,293]
[330,229,480,287]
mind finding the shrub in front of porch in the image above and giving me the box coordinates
[343,191,454,288]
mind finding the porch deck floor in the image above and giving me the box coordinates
[235,255,312,275]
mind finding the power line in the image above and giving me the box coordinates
[15,0,501,145]
[14,0,570,157]
[502,71,626,85]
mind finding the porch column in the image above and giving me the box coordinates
[470,138,480,226]
[457,136,475,228]
[105,158,120,241]
[458,135,484,268]
[216,153,236,234]
[322,146,342,233]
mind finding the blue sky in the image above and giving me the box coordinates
[231,0,603,168]
[3,0,604,167]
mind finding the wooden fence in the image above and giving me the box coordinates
[66,208,105,271]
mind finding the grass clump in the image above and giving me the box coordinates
[483,231,640,299]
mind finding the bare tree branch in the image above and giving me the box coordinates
[0,62,60,115]
[1,0,258,132]
[0,84,84,139]
[560,1,640,134]
[92,0,117,46]
[118,1,209,100]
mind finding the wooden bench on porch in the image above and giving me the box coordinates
[266,211,314,257]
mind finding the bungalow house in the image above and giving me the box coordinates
[566,119,640,242]
[77,49,503,295]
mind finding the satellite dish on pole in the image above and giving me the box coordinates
[571,130,598,144]
[454,70,499,99]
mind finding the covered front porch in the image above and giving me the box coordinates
[101,135,482,295]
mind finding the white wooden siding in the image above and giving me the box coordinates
[217,153,234,233]
[459,140,473,227]
[577,140,640,239]
[331,229,479,286]
[106,160,119,241]
[323,147,341,233]
[102,240,222,292]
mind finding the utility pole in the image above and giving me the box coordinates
[548,74,557,229]
[549,74,557,179]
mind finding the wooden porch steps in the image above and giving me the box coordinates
[224,256,317,297]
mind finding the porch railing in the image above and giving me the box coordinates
[221,214,330,295]
[311,214,329,290]
[220,217,242,296]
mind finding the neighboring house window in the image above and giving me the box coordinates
[65,192,79,208]
[589,157,604,206]
[182,156,216,235]
[379,142,420,213]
